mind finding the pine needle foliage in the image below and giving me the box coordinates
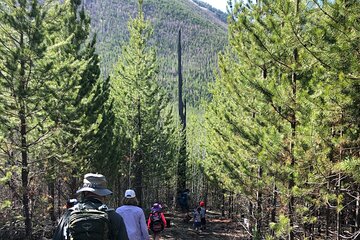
[0,0,114,237]
[204,0,359,238]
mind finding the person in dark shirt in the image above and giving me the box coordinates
[53,173,129,240]
[178,189,190,212]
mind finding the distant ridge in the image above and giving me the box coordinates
[190,0,228,23]
[84,0,228,105]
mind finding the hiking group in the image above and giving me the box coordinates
[177,189,207,232]
[53,173,168,240]
[53,173,206,239]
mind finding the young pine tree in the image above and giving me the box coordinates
[111,0,176,205]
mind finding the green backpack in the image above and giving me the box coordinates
[67,203,111,240]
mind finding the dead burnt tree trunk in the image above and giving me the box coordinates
[177,28,187,193]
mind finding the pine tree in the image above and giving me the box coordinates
[56,0,115,176]
[0,0,83,237]
[0,0,113,236]
[111,0,176,205]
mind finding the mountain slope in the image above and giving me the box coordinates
[83,0,228,105]
[191,0,228,23]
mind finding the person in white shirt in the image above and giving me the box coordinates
[116,189,150,240]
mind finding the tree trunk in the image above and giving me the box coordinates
[70,169,78,199]
[288,4,300,240]
[326,180,330,238]
[228,193,232,218]
[249,201,253,240]
[177,28,187,192]
[21,122,31,239]
[135,98,143,206]
[356,191,359,230]
[19,31,32,239]
[57,180,61,217]
[134,163,143,206]
[336,121,344,240]
[221,190,225,217]
[48,181,56,222]
[204,177,208,206]
[288,40,299,240]
[256,167,263,238]
[336,173,341,240]
[271,183,277,237]
[178,29,185,131]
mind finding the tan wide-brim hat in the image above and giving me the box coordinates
[76,173,112,196]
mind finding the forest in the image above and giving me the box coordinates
[0,0,359,240]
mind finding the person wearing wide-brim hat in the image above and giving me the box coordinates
[53,173,129,240]
[116,189,150,240]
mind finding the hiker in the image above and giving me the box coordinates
[116,189,150,240]
[199,201,206,230]
[178,189,190,212]
[177,189,192,222]
[193,206,202,231]
[52,173,129,240]
[147,203,167,240]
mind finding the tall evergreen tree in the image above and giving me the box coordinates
[35,0,116,210]
[0,0,113,236]
[51,0,115,177]
[0,0,86,237]
[111,0,176,205]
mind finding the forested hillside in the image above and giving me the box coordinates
[1,0,359,240]
[84,0,227,105]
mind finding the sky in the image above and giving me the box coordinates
[201,0,228,12]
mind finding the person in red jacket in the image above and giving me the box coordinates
[147,203,167,240]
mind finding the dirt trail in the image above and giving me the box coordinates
[158,211,247,240]
[41,210,247,240]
